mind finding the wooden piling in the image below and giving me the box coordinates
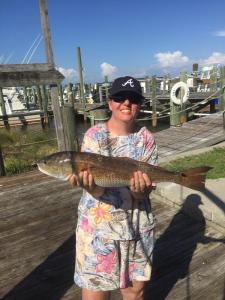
[67,83,74,105]
[210,66,218,93]
[23,87,30,111]
[39,0,54,67]
[32,87,38,106]
[0,87,6,116]
[0,87,9,129]
[36,86,43,110]
[170,72,188,127]
[76,47,86,120]
[209,67,219,113]
[180,71,188,124]
[58,84,64,106]
[219,66,225,111]
[104,76,109,100]
[220,66,225,132]
[170,82,181,127]
[0,146,6,176]
[40,85,48,127]
[62,105,78,151]
[50,85,66,150]
[192,63,199,92]
[145,76,151,96]
[151,76,157,127]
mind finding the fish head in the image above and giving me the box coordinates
[37,152,73,180]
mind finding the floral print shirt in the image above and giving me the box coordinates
[77,122,158,240]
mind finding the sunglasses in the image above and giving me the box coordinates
[111,94,143,105]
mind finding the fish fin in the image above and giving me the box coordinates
[180,166,212,191]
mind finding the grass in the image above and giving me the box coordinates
[163,147,225,179]
[1,128,58,175]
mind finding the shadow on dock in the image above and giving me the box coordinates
[145,194,225,300]
[2,235,75,300]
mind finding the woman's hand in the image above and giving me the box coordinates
[68,170,105,197]
[129,171,152,199]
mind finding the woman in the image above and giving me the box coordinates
[69,76,158,300]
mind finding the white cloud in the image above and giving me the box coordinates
[100,62,118,79]
[200,52,225,66]
[57,67,78,82]
[154,51,189,68]
[214,30,225,37]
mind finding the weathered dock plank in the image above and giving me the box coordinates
[154,112,225,160]
[0,171,224,300]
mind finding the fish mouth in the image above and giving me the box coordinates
[37,164,54,178]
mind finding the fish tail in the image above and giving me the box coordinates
[179,166,212,191]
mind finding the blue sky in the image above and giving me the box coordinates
[1,0,225,83]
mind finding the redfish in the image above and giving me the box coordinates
[37,151,211,191]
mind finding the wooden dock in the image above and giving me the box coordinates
[154,112,225,160]
[0,171,224,300]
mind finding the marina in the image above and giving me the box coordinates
[1,1,225,299]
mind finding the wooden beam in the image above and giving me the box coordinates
[0,63,54,72]
[0,69,64,87]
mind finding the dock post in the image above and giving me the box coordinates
[151,76,157,127]
[210,67,218,112]
[104,76,109,100]
[220,66,225,132]
[170,72,188,127]
[210,66,218,93]
[50,85,66,151]
[219,66,225,111]
[0,88,6,116]
[36,86,43,110]
[145,76,151,97]
[170,81,181,127]
[0,87,9,128]
[67,83,74,106]
[58,84,64,106]
[23,87,30,111]
[62,104,78,151]
[76,47,86,121]
[0,146,6,176]
[32,87,38,106]
[180,71,188,124]
[99,85,103,103]
[192,63,199,92]
[40,85,48,128]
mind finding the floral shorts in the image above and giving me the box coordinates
[74,226,154,291]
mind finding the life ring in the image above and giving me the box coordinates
[170,82,189,105]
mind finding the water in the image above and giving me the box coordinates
[1,118,169,147]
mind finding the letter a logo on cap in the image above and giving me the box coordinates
[122,79,134,87]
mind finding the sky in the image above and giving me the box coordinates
[1,0,225,83]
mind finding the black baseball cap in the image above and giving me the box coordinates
[109,76,145,100]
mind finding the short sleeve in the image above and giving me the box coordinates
[81,125,102,154]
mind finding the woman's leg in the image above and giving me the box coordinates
[120,281,145,300]
[82,288,111,300]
